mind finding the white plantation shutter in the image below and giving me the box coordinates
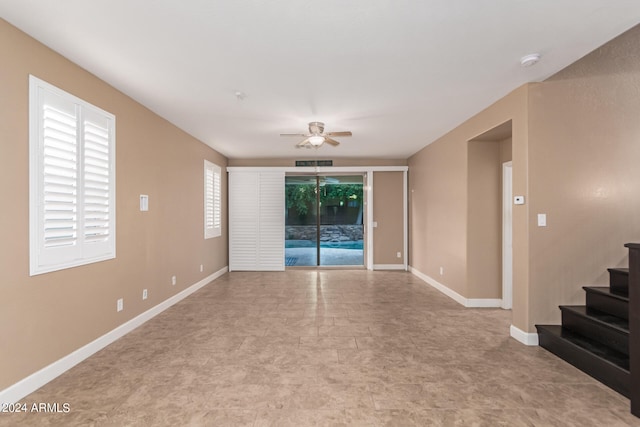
[30,76,116,275]
[213,168,222,231]
[82,111,112,250]
[41,98,78,253]
[204,160,221,238]
[257,173,285,270]
[205,166,215,230]
[228,171,284,271]
[229,172,259,270]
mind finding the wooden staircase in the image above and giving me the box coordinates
[536,269,630,396]
[536,243,640,417]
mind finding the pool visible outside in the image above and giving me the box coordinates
[286,239,364,250]
[285,240,364,266]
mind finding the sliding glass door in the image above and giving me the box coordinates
[285,175,364,267]
[318,175,364,266]
[284,175,318,266]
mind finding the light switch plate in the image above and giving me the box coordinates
[538,213,547,227]
[140,195,149,211]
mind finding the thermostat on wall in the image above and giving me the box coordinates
[514,196,525,205]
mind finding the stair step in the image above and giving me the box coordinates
[608,268,629,294]
[536,324,629,397]
[560,305,628,355]
[583,286,629,320]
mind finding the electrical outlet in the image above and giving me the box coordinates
[171,275,176,286]
[142,289,148,300]
[200,264,203,272]
[396,252,402,258]
[439,267,444,276]
[117,298,123,312]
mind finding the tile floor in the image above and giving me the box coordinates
[2,270,639,426]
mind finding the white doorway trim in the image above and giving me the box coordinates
[366,172,374,270]
[403,170,408,271]
[228,166,408,273]
[502,161,513,309]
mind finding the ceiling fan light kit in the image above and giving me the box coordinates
[280,121,352,149]
[308,136,325,146]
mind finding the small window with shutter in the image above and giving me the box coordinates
[29,76,116,275]
[204,160,221,239]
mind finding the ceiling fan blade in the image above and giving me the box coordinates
[324,137,340,146]
[281,133,310,137]
[325,131,352,137]
[296,138,311,148]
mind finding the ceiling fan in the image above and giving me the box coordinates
[280,121,352,148]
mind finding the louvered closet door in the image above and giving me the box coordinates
[229,171,285,271]
[229,172,259,270]
[258,173,285,270]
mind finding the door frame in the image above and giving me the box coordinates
[365,171,372,269]
[285,172,366,268]
[502,161,513,309]
[229,165,409,271]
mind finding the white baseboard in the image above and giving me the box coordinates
[373,264,406,270]
[409,266,502,308]
[0,266,228,404]
[410,266,467,305]
[466,298,504,308]
[510,324,539,346]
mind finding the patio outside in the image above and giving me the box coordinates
[285,225,364,266]
[285,176,364,266]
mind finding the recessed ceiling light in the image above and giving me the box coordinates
[235,91,246,101]
[520,53,541,67]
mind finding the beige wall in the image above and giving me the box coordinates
[466,135,513,300]
[501,137,513,164]
[527,25,640,328]
[373,172,405,266]
[0,19,228,390]
[408,85,529,324]
[408,133,467,292]
[467,141,502,299]
[409,24,640,334]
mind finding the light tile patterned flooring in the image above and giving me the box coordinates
[2,270,638,426]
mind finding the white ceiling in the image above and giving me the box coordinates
[2,1,640,159]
